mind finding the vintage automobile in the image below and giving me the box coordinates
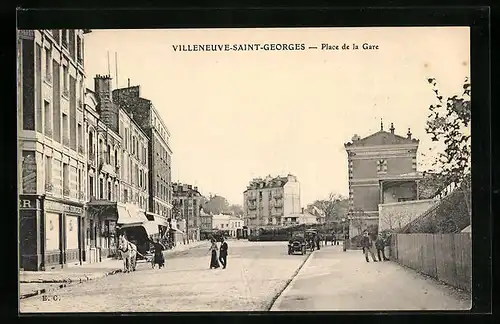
[288,231,307,255]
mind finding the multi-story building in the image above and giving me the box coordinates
[172,183,202,241]
[212,214,244,237]
[112,86,173,223]
[344,121,422,238]
[243,174,301,235]
[84,75,153,261]
[200,208,213,231]
[18,29,89,271]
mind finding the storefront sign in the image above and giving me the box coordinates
[19,196,37,210]
[22,151,37,194]
[45,200,83,214]
[19,30,35,40]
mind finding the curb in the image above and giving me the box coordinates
[20,269,122,300]
[266,249,316,311]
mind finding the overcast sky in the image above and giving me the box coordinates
[84,27,470,206]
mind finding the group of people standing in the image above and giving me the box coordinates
[360,230,390,263]
[209,237,228,269]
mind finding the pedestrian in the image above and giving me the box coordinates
[151,238,166,269]
[315,233,320,250]
[332,232,337,246]
[209,238,220,269]
[361,230,377,262]
[219,237,228,269]
[375,233,389,261]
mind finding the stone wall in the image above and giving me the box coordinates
[378,199,438,232]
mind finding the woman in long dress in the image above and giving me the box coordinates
[209,238,220,269]
[152,238,166,269]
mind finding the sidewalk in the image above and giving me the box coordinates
[19,240,209,299]
[270,245,471,311]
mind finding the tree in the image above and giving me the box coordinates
[229,204,244,217]
[425,77,471,215]
[172,200,182,220]
[425,77,471,184]
[311,193,348,223]
[203,195,230,215]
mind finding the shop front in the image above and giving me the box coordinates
[86,201,152,261]
[19,194,85,271]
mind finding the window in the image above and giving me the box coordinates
[107,144,111,164]
[108,181,112,200]
[377,159,388,173]
[99,178,104,199]
[45,156,52,186]
[115,149,118,168]
[62,113,69,146]
[77,169,81,196]
[44,48,51,81]
[69,30,75,60]
[51,30,60,44]
[44,101,51,135]
[76,36,82,63]
[259,191,263,199]
[124,188,128,202]
[77,123,83,152]
[63,65,69,95]
[63,163,69,194]
[62,29,68,47]
[89,176,94,198]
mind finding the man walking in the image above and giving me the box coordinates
[219,237,228,269]
[375,233,389,261]
[361,231,377,262]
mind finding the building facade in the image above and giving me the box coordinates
[172,183,202,241]
[18,29,89,271]
[112,86,173,223]
[344,122,422,238]
[212,214,244,237]
[243,174,301,234]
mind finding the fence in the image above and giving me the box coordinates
[391,233,471,292]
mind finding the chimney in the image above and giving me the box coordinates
[94,74,113,101]
[407,128,412,139]
[390,123,395,134]
[94,74,118,131]
[128,78,130,87]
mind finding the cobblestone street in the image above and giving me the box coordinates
[20,241,308,312]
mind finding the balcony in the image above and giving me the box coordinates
[78,145,85,154]
[45,183,54,193]
[63,187,70,197]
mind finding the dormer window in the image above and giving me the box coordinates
[377,159,387,173]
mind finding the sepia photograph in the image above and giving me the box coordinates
[18,26,472,312]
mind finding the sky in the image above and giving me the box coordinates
[84,27,470,207]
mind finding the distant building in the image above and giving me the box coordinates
[243,174,301,234]
[344,121,422,238]
[172,183,203,241]
[200,208,213,231]
[212,214,244,238]
[306,205,326,224]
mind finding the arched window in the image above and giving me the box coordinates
[88,131,94,156]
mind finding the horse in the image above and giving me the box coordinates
[118,235,137,273]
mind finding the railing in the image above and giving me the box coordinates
[45,183,54,192]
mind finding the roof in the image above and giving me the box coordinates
[245,174,294,191]
[345,130,418,148]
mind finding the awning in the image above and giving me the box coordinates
[145,212,169,227]
[142,221,160,237]
[170,228,184,234]
[117,204,147,226]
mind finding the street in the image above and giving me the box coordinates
[20,240,308,312]
[20,241,471,313]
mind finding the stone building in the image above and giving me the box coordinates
[344,121,422,238]
[83,75,152,262]
[18,29,89,271]
[243,174,301,235]
[172,183,203,241]
[112,86,173,224]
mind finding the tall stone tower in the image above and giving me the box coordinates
[94,74,119,133]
